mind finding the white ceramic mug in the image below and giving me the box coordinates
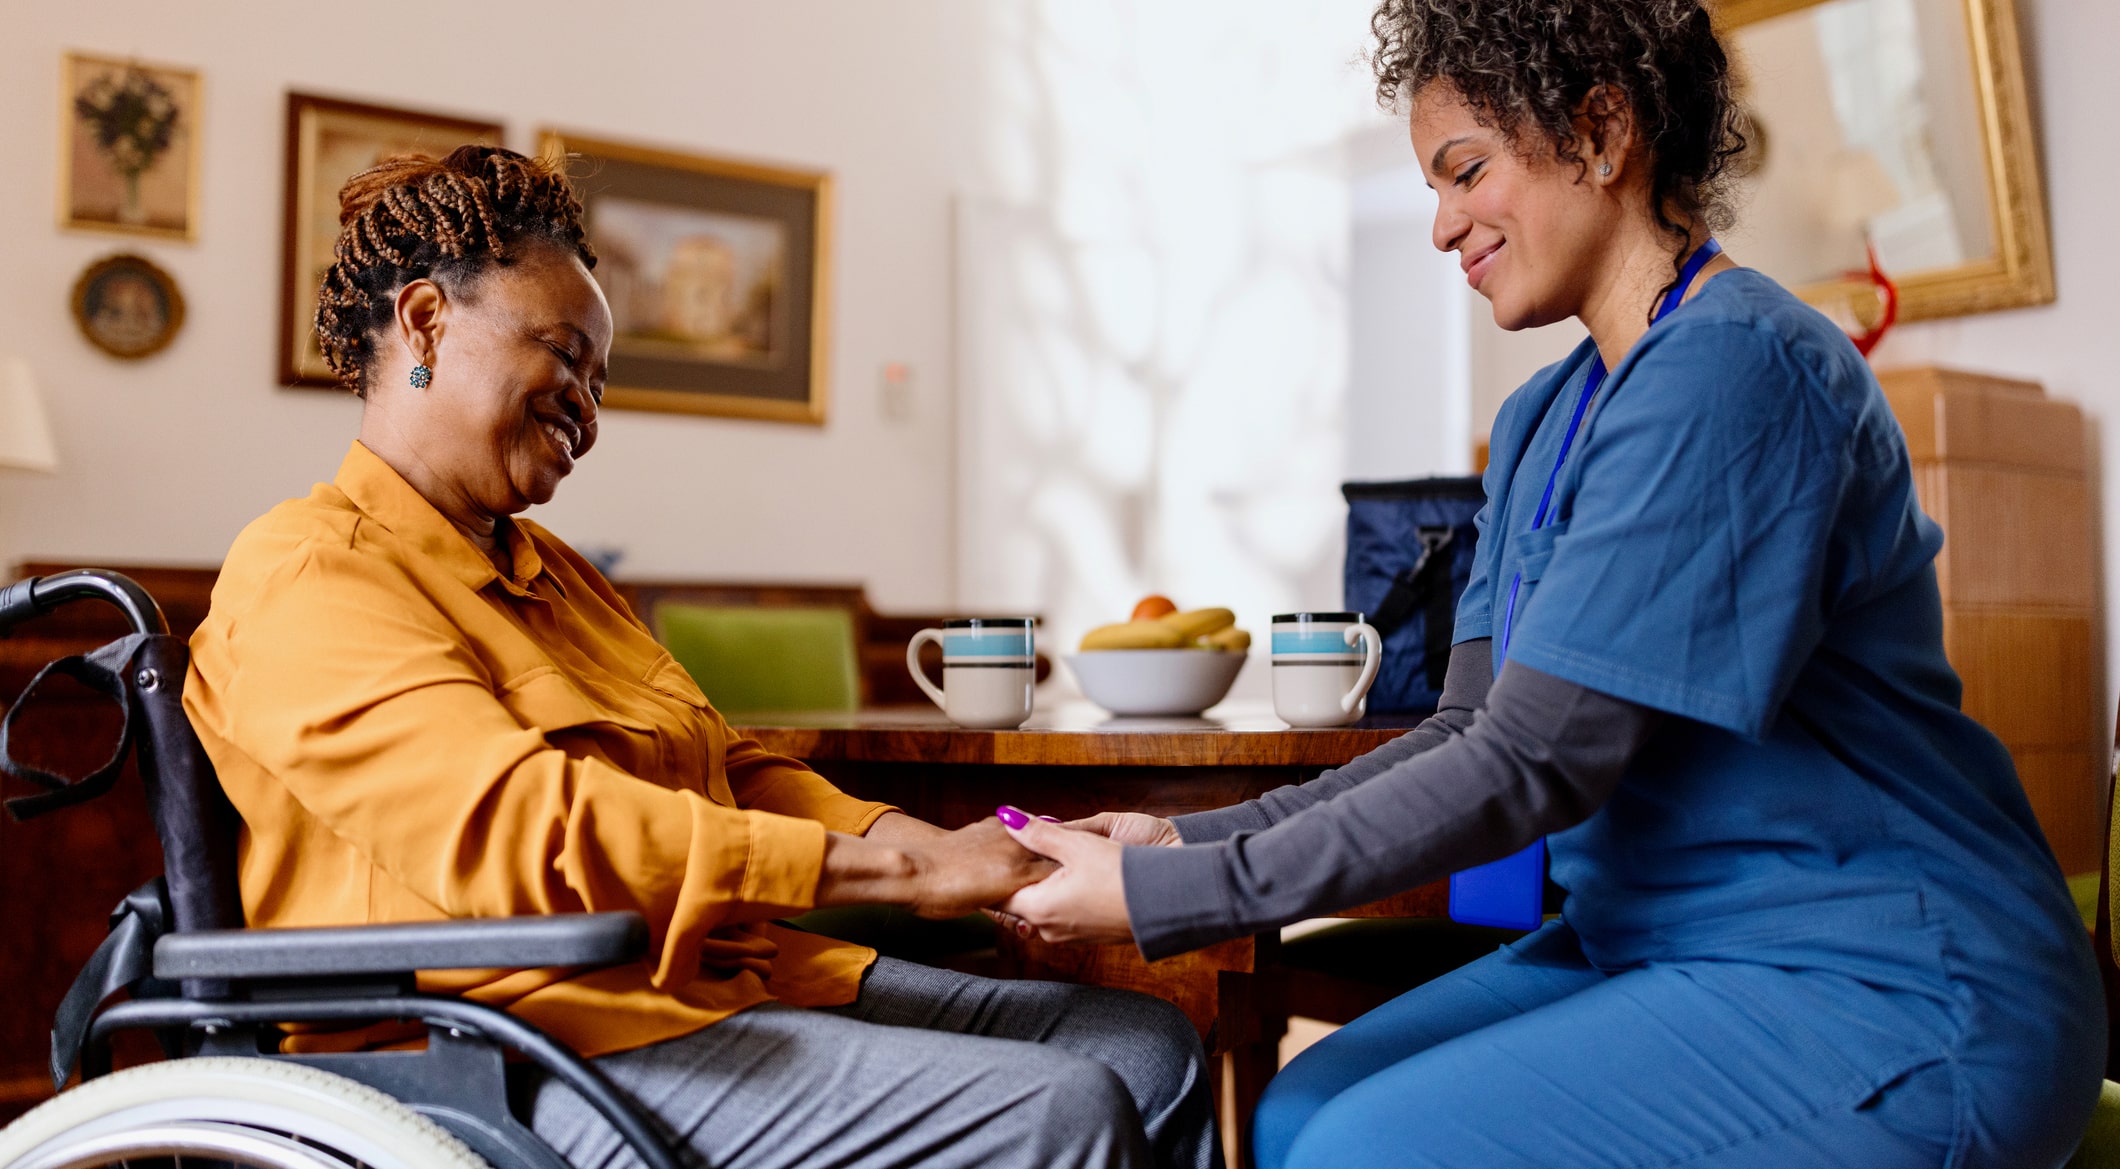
[1270,612,1383,727]
[907,618,1037,729]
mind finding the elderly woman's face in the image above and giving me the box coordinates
[419,247,611,517]
[1411,83,1614,332]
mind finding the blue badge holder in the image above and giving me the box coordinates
[1448,840,1546,929]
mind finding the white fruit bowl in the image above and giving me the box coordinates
[1065,649,1247,717]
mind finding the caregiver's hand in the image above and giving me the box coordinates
[1064,810,1182,848]
[994,805,1136,946]
[821,818,1054,919]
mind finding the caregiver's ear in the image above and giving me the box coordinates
[1573,84,1639,185]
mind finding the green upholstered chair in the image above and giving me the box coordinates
[655,603,861,716]
[2071,1081,2120,1168]
[2062,740,2120,1167]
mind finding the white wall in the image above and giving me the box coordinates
[1346,122,1473,482]
[953,0,1378,700]
[0,0,991,610]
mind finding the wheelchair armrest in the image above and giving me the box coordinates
[152,911,648,981]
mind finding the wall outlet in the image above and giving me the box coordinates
[880,361,915,422]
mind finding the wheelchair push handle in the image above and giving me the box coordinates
[0,569,168,637]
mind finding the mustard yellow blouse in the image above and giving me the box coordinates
[184,441,893,1057]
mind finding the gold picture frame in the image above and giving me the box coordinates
[1712,0,2053,323]
[59,52,202,241]
[280,93,505,388]
[539,131,832,425]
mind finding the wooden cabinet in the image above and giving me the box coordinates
[1878,366,2107,875]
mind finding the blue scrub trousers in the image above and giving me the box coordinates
[1255,922,2091,1169]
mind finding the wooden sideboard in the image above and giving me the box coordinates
[1878,367,2107,875]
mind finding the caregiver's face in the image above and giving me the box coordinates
[1411,83,1610,332]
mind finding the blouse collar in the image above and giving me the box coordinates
[333,440,548,597]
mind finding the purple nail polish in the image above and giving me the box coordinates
[1037,815,1060,823]
[995,805,1029,829]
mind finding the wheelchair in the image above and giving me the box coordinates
[0,570,687,1169]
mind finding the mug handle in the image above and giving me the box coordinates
[906,628,948,710]
[1340,623,1384,714]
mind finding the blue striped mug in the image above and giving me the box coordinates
[1270,612,1383,727]
[907,618,1037,728]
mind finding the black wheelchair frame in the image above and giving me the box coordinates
[0,569,686,1169]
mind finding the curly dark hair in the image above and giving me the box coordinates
[316,144,596,396]
[1369,0,1748,313]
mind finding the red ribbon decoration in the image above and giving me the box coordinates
[1848,239,1900,358]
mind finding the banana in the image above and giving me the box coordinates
[1160,607,1236,642]
[1080,620,1187,650]
[1205,626,1251,653]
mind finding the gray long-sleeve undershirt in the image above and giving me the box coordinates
[1122,639,1661,961]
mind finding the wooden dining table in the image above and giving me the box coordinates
[730,700,1450,1159]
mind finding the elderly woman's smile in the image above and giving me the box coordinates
[359,243,613,561]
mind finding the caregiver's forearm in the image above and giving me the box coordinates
[1171,637,1496,843]
[1124,660,1658,961]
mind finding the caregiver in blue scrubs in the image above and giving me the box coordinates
[991,0,2105,1165]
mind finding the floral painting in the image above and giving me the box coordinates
[62,54,200,240]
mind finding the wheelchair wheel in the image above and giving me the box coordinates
[0,1058,490,1169]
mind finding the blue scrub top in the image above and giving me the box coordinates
[1462,269,2096,1013]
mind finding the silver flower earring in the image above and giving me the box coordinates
[1598,162,1614,178]
[409,364,432,389]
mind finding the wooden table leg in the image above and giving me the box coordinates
[1212,936,1284,1169]
[813,758,1328,1163]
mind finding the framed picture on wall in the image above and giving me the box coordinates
[538,130,831,425]
[60,53,202,240]
[279,93,504,388]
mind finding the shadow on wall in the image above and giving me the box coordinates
[953,0,1383,695]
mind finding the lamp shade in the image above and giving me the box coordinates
[0,355,58,472]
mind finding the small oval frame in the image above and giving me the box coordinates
[71,252,186,360]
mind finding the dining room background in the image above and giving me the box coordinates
[1,0,2114,707]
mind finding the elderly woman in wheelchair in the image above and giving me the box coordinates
[0,146,1217,1169]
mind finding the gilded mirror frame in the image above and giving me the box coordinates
[1713,0,2052,321]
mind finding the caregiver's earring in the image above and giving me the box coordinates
[1598,162,1613,178]
[409,364,432,389]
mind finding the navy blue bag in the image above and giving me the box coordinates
[1345,476,1543,931]
[1341,477,1484,714]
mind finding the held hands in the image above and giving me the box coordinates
[1065,810,1183,848]
[900,818,1058,919]
[991,806,1140,946]
[820,817,1054,919]
[820,806,1176,937]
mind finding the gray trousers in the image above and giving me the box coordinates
[529,958,1222,1169]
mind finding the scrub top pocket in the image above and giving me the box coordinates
[1501,524,1562,664]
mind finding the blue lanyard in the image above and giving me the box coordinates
[1499,239,1722,658]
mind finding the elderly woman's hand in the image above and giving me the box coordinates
[992,806,1136,946]
[818,819,1054,919]
[901,819,1059,919]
